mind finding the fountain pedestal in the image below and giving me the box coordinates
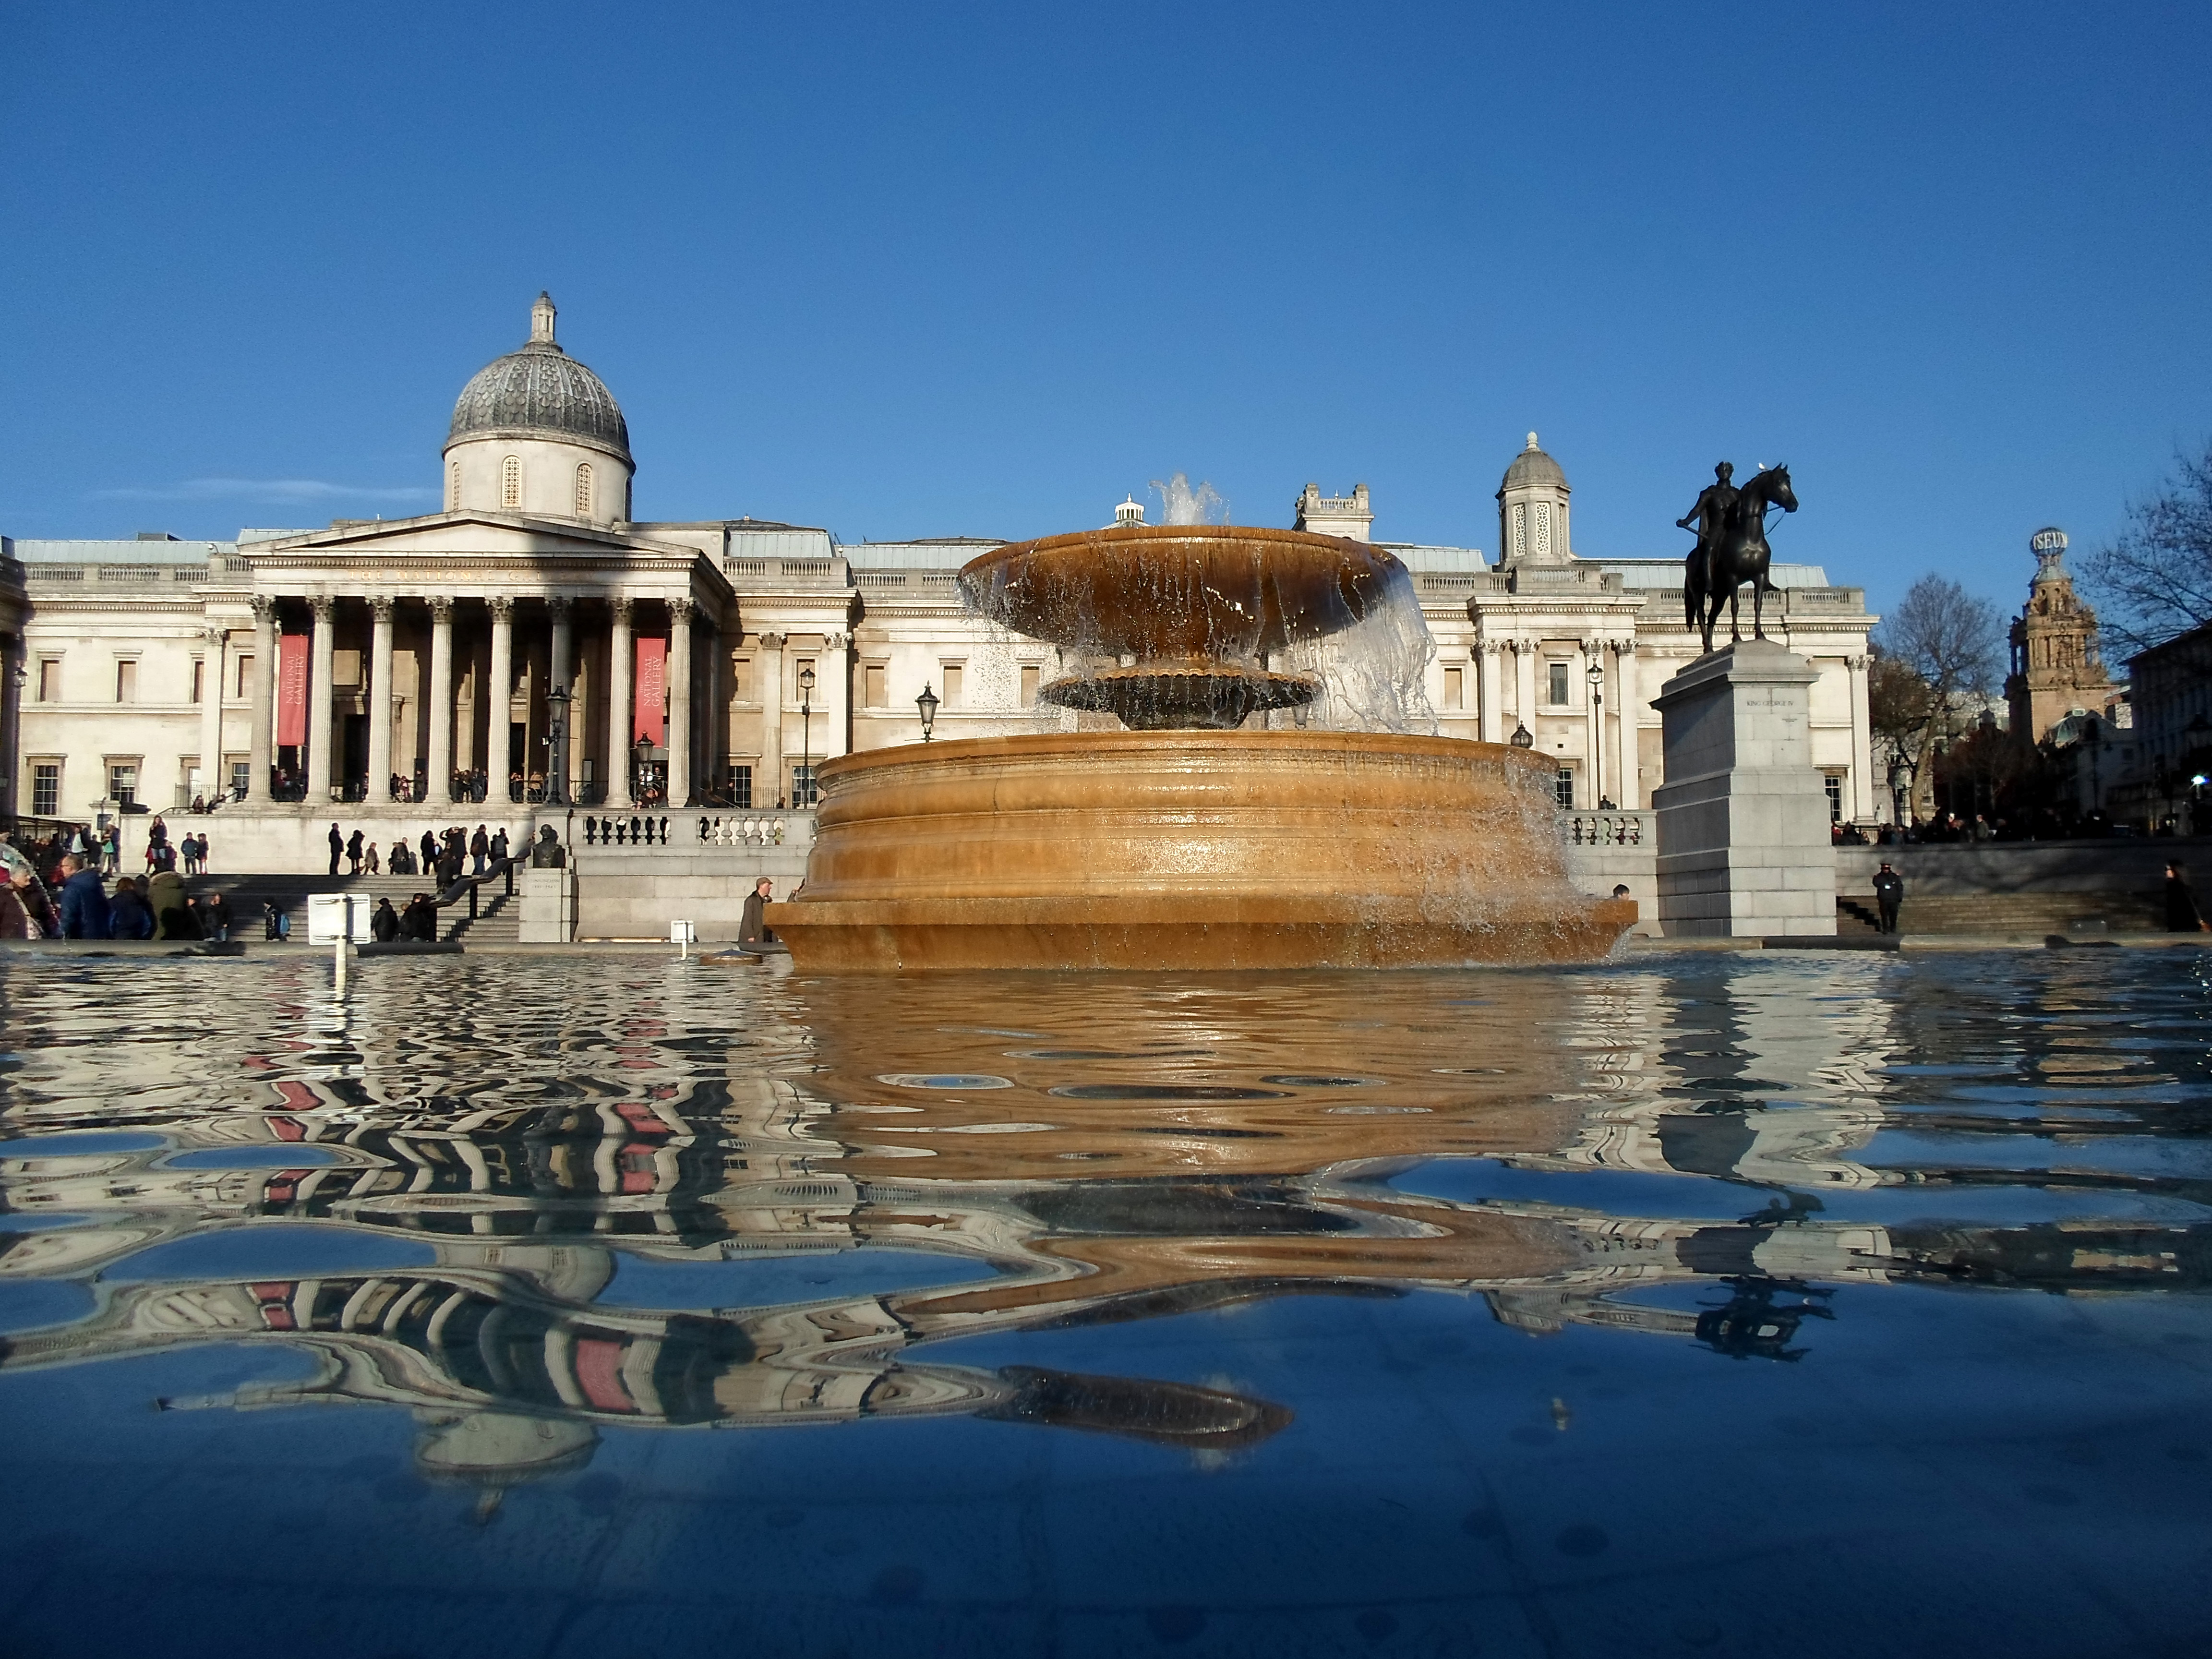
[1650,639,1838,937]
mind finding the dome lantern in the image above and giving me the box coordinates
[443,294,634,524]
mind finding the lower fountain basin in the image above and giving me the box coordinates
[767,730,1635,972]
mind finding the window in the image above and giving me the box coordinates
[229,759,250,799]
[448,460,461,510]
[1020,664,1041,708]
[731,656,752,702]
[108,762,139,808]
[864,663,888,708]
[729,764,753,809]
[32,763,59,817]
[192,659,206,704]
[36,660,59,702]
[236,655,254,699]
[1825,773,1844,823]
[941,663,964,708]
[1443,666,1464,711]
[1548,662,1569,706]
[1535,501,1551,557]
[501,456,521,509]
[792,763,818,808]
[1512,503,1527,559]
[115,660,138,704]
[575,463,593,517]
[1555,767,1575,808]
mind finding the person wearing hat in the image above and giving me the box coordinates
[1873,861,1904,935]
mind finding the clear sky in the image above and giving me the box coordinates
[4,1,2206,621]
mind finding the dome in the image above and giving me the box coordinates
[445,293,631,464]
[1498,431,1566,494]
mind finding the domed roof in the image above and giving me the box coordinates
[1498,431,1567,494]
[446,293,630,464]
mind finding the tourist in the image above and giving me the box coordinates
[264,902,292,942]
[346,829,365,875]
[371,897,400,942]
[328,822,345,876]
[470,824,489,874]
[489,826,510,864]
[0,864,53,939]
[2164,863,2209,932]
[108,876,155,940]
[363,840,381,875]
[204,892,234,943]
[391,840,414,875]
[57,854,111,939]
[100,823,121,875]
[1873,861,1904,935]
[402,893,438,941]
[419,828,439,874]
[147,869,199,939]
[739,877,773,947]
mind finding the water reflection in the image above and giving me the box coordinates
[2,952,2210,1648]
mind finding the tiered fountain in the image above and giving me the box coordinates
[768,519,1635,970]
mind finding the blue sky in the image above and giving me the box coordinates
[4,1,2206,620]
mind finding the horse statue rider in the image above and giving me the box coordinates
[1679,459,1799,654]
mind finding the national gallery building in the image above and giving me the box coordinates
[0,296,1877,863]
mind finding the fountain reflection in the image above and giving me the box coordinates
[3,955,2208,1507]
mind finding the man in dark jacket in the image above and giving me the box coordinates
[329,822,345,876]
[346,829,365,875]
[57,855,111,938]
[1873,862,1904,934]
[739,878,773,946]
[420,829,439,874]
[108,876,155,940]
[371,897,400,942]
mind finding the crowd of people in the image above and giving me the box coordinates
[0,837,234,941]
[327,823,510,885]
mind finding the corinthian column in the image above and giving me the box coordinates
[1477,639,1502,744]
[607,596,634,805]
[668,598,695,807]
[549,594,574,696]
[428,596,455,803]
[1847,654,1874,821]
[757,632,785,804]
[487,597,514,786]
[368,597,395,800]
[306,595,336,802]
[246,595,276,803]
[1613,640,1639,809]
[198,626,227,804]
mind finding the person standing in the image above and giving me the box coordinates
[108,876,155,940]
[146,869,198,939]
[489,827,509,865]
[100,823,121,875]
[371,896,400,942]
[0,864,53,939]
[2164,863,2210,932]
[1872,861,1904,935]
[470,824,489,875]
[420,828,439,875]
[739,878,773,947]
[57,854,111,939]
[329,822,345,877]
[346,829,365,875]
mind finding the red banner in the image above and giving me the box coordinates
[634,637,666,745]
[276,632,309,747]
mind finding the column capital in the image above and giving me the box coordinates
[823,631,849,652]
[757,631,785,649]
[309,594,336,623]
[488,595,515,623]
[1846,653,1870,672]
[547,594,573,621]
[250,594,277,625]
[609,594,634,624]
[670,597,696,625]
[429,596,454,623]
[370,595,396,624]
[204,626,227,647]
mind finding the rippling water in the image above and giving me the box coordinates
[2,950,2209,1658]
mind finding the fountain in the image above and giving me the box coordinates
[767,518,1636,970]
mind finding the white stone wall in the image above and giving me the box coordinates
[445,434,632,526]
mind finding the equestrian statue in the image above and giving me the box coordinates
[1678,460,1799,654]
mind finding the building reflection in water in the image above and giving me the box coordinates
[1,955,2206,1502]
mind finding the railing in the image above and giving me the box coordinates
[696,814,801,846]
[430,856,518,929]
[583,815,671,846]
[1567,810,1651,847]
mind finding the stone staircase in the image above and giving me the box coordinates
[185,867,517,944]
[1837,890,2164,937]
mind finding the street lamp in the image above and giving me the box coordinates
[1585,659,1607,809]
[1887,752,1917,827]
[797,663,816,808]
[1509,721,1534,749]
[633,732,655,806]
[915,682,939,743]
[544,685,570,807]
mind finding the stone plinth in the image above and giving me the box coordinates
[1651,640,1836,937]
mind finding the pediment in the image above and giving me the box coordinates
[250,510,697,563]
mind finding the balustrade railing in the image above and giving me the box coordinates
[1567,810,1651,847]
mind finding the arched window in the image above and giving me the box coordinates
[575,463,593,518]
[448,460,460,510]
[501,456,521,509]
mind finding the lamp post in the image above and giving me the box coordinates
[1509,721,1533,749]
[1887,752,1917,827]
[633,733,654,807]
[544,685,569,807]
[1585,658,1606,809]
[797,663,816,808]
[916,682,939,743]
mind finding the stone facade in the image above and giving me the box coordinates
[2006,527,2116,745]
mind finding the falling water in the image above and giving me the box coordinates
[1151,473,1227,526]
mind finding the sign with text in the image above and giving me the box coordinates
[634,637,666,746]
[276,632,309,747]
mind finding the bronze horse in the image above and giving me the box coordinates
[1684,465,1798,653]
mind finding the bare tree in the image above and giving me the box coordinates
[2080,438,2212,657]
[1874,575,2004,814]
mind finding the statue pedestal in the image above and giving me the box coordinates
[1651,640,1836,937]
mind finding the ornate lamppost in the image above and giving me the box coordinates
[544,685,570,808]
[797,663,816,807]
[916,682,939,743]
[1585,658,1607,809]
[633,733,655,806]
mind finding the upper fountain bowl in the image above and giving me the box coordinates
[958,525,1406,665]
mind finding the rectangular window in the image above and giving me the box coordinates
[192,659,206,704]
[1554,767,1575,808]
[115,660,137,704]
[941,663,964,708]
[36,660,59,702]
[864,664,888,708]
[229,759,250,799]
[1443,667,1465,711]
[235,654,255,699]
[731,657,752,702]
[791,763,818,808]
[108,762,139,808]
[729,764,753,809]
[1825,773,1844,823]
[1548,662,1569,706]
[32,763,59,817]
[1020,664,1041,708]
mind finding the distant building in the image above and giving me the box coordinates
[2005,528,2117,746]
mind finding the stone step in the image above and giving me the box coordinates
[1840,891,2164,935]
